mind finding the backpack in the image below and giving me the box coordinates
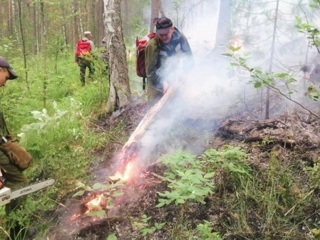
[135,32,156,90]
[75,39,91,58]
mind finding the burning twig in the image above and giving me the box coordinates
[84,194,107,212]
[109,161,134,182]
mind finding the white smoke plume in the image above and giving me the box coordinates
[133,0,320,167]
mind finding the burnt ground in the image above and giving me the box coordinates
[47,97,320,240]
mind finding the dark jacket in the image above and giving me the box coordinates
[145,27,192,92]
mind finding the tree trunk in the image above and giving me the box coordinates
[103,0,131,113]
[149,0,164,32]
[97,0,105,44]
[265,0,280,119]
[60,0,68,46]
[122,0,129,36]
[73,0,79,40]
[215,0,231,47]
[8,0,13,36]
[17,0,29,89]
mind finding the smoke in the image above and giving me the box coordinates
[132,0,320,168]
[128,2,246,168]
[135,50,260,167]
[161,0,219,55]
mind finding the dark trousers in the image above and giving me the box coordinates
[0,153,28,239]
[79,58,95,85]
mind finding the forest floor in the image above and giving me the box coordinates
[47,95,320,240]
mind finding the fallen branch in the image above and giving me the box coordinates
[123,88,174,150]
[117,87,175,167]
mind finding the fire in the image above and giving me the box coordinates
[70,149,138,221]
[84,194,106,213]
[81,161,134,216]
[109,161,134,182]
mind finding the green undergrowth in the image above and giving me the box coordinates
[0,50,119,239]
[101,146,319,239]
[153,147,320,239]
[61,138,320,239]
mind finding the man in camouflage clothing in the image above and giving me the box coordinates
[0,56,29,239]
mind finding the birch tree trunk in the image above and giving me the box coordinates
[149,0,164,32]
[215,0,231,47]
[103,0,131,113]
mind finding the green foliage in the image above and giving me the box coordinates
[224,45,320,119]
[225,46,297,95]
[0,39,16,56]
[203,147,251,175]
[132,214,165,237]
[157,147,251,208]
[196,221,222,240]
[310,0,320,8]
[122,0,151,44]
[295,1,320,56]
[107,233,118,240]
[173,0,184,10]
[0,49,112,238]
[295,16,320,50]
[304,158,320,188]
[306,85,320,101]
[218,149,316,238]
[154,146,320,238]
[157,150,215,207]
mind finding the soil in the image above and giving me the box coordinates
[47,97,320,240]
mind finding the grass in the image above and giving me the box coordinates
[0,50,113,239]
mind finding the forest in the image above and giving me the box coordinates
[0,0,320,239]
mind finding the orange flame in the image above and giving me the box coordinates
[109,161,134,182]
[85,194,106,213]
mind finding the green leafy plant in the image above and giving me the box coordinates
[304,159,320,189]
[107,233,118,240]
[196,220,222,240]
[203,147,250,175]
[157,147,252,207]
[18,98,84,157]
[225,46,297,94]
[224,46,320,120]
[132,214,165,237]
[157,150,215,207]
[295,15,320,52]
